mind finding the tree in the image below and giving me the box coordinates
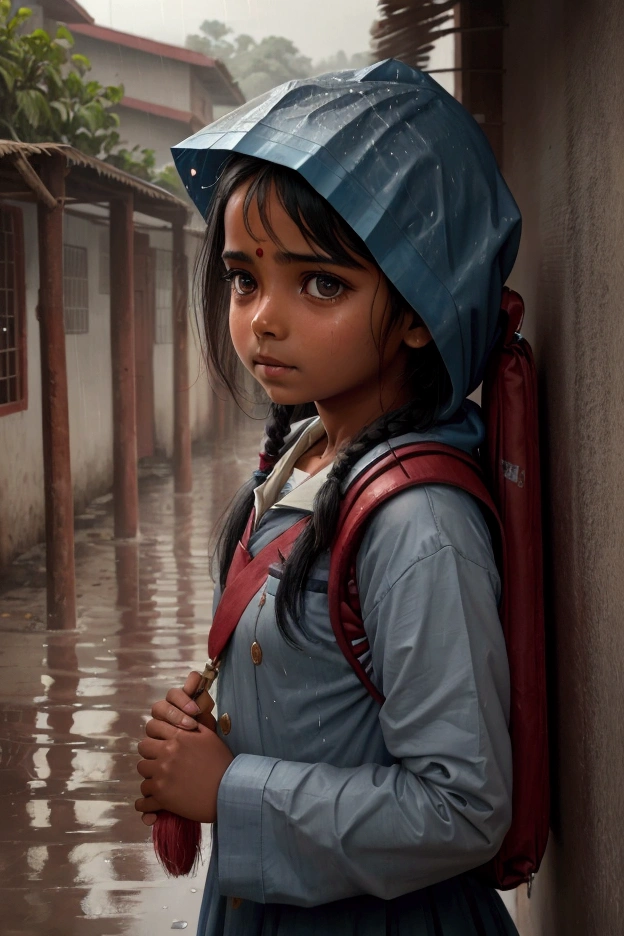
[186,20,314,99]
[187,21,372,100]
[314,50,372,74]
[0,3,120,150]
[0,3,156,179]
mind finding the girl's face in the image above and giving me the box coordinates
[223,180,431,420]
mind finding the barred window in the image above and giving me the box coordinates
[0,206,27,416]
[63,244,89,334]
[99,228,110,295]
[155,248,173,344]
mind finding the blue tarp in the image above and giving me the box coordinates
[172,59,521,416]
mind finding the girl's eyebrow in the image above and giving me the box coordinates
[221,249,342,266]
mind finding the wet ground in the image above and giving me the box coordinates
[0,421,261,936]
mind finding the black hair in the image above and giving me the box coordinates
[198,153,452,642]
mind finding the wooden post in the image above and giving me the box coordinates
[37,154,77,629]
[109,196,138,538]
[172,213,192,494]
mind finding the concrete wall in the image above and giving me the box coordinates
[63,214,115,512]
[143,227,209,458]
[0,207,113,568]
[502,0,624,932]
[0,207,212,571]
[114,107,187,170]
[73,35,191,114]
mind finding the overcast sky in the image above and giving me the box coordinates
[79,0,380,62]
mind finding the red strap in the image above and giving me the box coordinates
[209,445,503,685]
[328,444,504,705]
[226,510,255,584]
[208,515,309,661]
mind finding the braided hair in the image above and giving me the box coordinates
[275,359,448,642]
[199,153,451,633]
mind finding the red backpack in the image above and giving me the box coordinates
[325,289,549,890]
[157,288,549,890]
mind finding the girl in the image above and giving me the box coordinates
[136,60,522,935]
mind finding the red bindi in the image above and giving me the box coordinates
[256,247,264,257]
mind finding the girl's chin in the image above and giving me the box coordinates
[262,388,311,406]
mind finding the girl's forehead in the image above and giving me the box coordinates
[223,185,305,248]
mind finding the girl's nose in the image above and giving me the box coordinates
[250,296,287,340]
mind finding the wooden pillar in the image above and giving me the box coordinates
[172,213,192,494]
[109,196,138,538]
[37,154,77,629]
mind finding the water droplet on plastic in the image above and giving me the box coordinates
[190,888,197,893]
[171,923,188,930]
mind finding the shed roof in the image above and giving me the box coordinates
[69,23,245,106]
[0,141,189,223]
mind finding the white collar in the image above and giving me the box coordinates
[253,416,332,529]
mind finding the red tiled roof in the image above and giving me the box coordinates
[68,23,244,106]
[70,22,220,69]
[120,96,193,126]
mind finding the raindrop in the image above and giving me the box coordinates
[190,888,197,893]
[162,905,168,909]
[171,923,188,930]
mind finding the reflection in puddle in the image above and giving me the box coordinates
[0,424,261,933]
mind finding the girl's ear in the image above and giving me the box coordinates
[403,322,433,349]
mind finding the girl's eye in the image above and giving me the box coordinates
[223,270,256,296]
[304,274,345,300]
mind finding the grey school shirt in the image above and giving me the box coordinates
[197,405,515,936]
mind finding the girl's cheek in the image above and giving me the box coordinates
[229,307,249,352]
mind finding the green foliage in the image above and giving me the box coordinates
[0,3,149,182]
[105,144,156,181]
[152,163,188,199]
[186,19,335,99]
[314,50,372,74]
[0,2,123,154]
[186,20,372,100]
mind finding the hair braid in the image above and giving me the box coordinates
[214,403,293,589]
[275,397,438,641]
[260,404,294,471]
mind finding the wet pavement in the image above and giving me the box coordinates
[0,420,262,936]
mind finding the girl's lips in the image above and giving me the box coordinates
[255,362,296,377]
[254,355,293,367]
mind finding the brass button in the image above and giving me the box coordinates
[250,641,263,665]
[219,712,231,735]
[231,897,243,910]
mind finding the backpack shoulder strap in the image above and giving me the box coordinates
[327,443,505,704]
[208,514,309,661]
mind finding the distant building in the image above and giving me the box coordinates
[68,23,244,167]
[18,0,94,30]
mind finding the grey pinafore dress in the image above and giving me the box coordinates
[197,411,520,936]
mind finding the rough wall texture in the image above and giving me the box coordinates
[503,0,624,932]
[63,213,115,514]
[0,210,212,572]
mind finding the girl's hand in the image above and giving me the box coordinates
[137,671,218,826]
[150,670,217,732]
[135,719,234,823]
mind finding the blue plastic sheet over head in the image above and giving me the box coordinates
[172,59,521,417]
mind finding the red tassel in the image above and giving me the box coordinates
[152,810,202,876]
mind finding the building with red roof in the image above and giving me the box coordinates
[68,22,244,167]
